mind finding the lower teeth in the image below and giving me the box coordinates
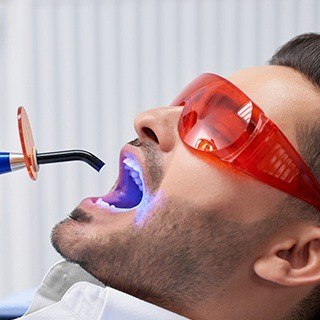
[96,198,118,209]
[96,198,110,208]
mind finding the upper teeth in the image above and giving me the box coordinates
[94,157,144,211]
[123,157,143,192]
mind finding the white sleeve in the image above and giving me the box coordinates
[100,287,189,320]
[19,282,107,320]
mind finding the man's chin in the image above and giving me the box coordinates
[68,208,93,223]
[50,213,91,263]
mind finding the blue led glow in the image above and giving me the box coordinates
[134,192,153,225]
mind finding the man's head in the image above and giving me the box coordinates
[51,33,320,320]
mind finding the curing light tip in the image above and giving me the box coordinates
[37,150,105,172]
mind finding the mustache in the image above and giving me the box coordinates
[128,138,142,147]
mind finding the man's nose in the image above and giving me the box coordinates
[134,106,183,153]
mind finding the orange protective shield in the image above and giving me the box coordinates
[17,107,39,180]
[171,73,320,211]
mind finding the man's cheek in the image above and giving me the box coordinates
[160,166,229,213]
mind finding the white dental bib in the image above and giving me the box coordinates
[19,260,188,320]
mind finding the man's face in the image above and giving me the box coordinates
[51,65,319,313]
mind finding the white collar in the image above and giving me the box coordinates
[24,260,188,320]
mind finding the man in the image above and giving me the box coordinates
[20,33,320,319]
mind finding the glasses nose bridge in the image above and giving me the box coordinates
[134,106,183,153]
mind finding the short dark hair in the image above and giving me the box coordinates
[269,33,320,320]
[269,33,320,93]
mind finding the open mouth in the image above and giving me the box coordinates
[93,156,145,211]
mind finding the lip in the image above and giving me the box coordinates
[89,142,147,207]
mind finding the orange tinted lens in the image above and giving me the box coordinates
[176,74,256,156]
[17,107,38,180]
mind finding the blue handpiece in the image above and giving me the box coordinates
[0,149,105,178]
[0,152,11,174]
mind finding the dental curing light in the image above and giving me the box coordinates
[0,107,105,180]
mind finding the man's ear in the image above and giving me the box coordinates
[254,224,320,286]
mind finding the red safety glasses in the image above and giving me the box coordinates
[170,73,320,211]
